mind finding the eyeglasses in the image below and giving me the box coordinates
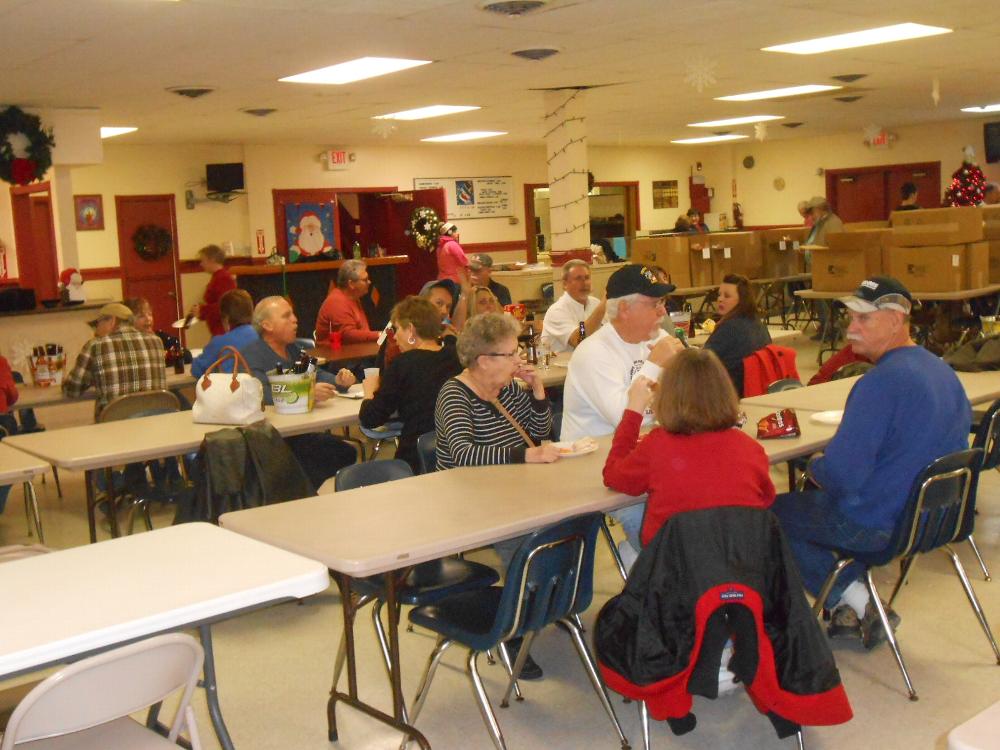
[480,350,519,360]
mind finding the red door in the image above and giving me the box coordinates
[370,188,447,297]
[115,195,181,333]
[10,184,59,301]
[886,164,942,210]
[828,172,886,222]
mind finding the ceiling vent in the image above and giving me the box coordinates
[167,86,215,99]
[481,1,547,17]
[834,95,864,103]
[782,122,804,128]
[832,74,867,83]
[512,47,560,61]
[241,108,276,117]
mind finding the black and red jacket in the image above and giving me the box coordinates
[595,507,852,739]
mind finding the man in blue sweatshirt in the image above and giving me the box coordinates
[773,277,970,649]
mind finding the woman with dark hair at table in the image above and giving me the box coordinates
[359,296,461,473]
[192,289,259,377]
[703,273,771,396]
[375,279,466,372]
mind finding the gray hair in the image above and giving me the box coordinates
[252,295,285,334]
[605,293,644,322]
[562,258,590,280]
[457,312,521,368]
[986,182,1000,195]
[337,259,367,288]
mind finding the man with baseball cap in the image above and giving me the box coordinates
[468,253,512,307]
[562,264,682,558]
[64,301,167,416]
[772,276,970,648]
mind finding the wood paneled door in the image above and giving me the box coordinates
[115,195,181,333]
[10,182,60,301]
[825,161,942,222]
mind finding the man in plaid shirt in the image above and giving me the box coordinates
[63,302,168,416]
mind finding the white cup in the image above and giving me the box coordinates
[364,367,380,381]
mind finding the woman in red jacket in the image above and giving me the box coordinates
[191,244,236,336]
[603,348,775,547]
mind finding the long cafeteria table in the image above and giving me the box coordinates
[0,523,328,750]
[218,402,838,749]
[15,366,196,410]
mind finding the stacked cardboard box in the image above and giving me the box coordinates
[887,207,988,292]
[631,236,693,287]
[759,227,809,278]
[812,229,891,292]
[688,232,762,286]
[982,205,1000,282]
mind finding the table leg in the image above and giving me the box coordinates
[85,470,98,544]
[104,466,121,538]
[22,479,43,543]
[199,624,236,750]
[329,572,430,748]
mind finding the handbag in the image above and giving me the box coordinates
[192,345,265,425]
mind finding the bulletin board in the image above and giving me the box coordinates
[412,176,513,219]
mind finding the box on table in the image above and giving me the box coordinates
[631,236,693,288]
[885,242,990,293]
[844,220,890,231]
[890,206,984,247]
[759,227,809,277]
[982,205,1000,241]
[688,239,715,286]
[811,230,890,292]
[703,231,763,280]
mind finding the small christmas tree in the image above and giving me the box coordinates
[944,146,986,206]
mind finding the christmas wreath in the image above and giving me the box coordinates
[409,206,441,252]
[132,224,173,261]
[0,106,55,186]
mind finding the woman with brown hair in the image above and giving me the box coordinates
[703,273,771,396]
[603,348,774,547]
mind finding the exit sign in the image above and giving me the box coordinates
[326,150,350,171]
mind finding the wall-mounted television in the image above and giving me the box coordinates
[206,162,245,194]
[985,122,1000,164]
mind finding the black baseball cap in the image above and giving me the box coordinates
[606,264,675,299]
[840,276,913,314]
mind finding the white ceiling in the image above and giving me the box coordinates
[2,0,999,146]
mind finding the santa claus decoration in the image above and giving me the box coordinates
[289,211,334,261]
[59,268,86,303]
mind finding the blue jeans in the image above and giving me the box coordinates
[0,484,10,514]
[772,490,891,605]
[611,501,645,554]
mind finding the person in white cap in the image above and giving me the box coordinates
[63,302,167,417]
[772,276,970,650]
[436,222,470,285]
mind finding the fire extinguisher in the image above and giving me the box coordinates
[732,202,744,230]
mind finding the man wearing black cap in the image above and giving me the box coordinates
[772,277,970,649]
[562,264,683,558]
[468,254,512,307]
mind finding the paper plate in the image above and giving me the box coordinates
[172,316,199,329]
[335,384,365,399]
[552,439,599,458]
[810,410,844,425]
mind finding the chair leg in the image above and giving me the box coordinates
[796,729,805,749]
[600,518,628,581]
[966,535,992,582]
[811,557,854,617]
[22,480,43,543]
[401,638,452,750]
[561,617,630,749]
[51,467,62,499]
[943,545,1000,664]
[888,556,916,610]
[639,701,650,750]
[468,650,507,750]
[498,637,531,707]
[863,570,917,701]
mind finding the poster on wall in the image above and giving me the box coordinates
[412,176,512,219]
[285,202,336,262]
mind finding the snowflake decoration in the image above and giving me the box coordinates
[683,56,717,93]
[754,122,768,142]
[372,120,398,139]
[9,339,32,370]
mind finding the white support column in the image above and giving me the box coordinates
[543,89,589,254]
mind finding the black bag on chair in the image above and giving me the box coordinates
[174,421,314,524]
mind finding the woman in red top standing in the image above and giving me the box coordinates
[436,222,470,284]
[603,348,775,547]
[191,244,236,336]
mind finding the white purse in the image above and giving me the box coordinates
[192,345,265,425]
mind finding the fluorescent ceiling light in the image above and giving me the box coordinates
[422,131,507,142]
[688,115,784,128]
[763,23,951,55]
[670,134,749,145]
[716,85,841,102]
[374,105,480,121]
[962,104,1000,113]
[100,126,137,138]
[280,57,431,85]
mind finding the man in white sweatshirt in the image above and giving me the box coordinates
[561,264,683,555]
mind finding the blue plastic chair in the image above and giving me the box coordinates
[360,421,403,460]
[406,511,629,750]
[967,398,1000,581]
[812,447,999,700]
[330,460,499,719]
[416,430,437,474]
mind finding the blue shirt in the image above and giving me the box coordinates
[811,345,970,532]
[239,337,336,406]
[191,324,260,378]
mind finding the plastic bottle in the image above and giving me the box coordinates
[352,241,361,260]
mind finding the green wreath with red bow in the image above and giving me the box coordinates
[0,106,55,186]
[133,224,173,261]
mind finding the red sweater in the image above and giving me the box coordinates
[0,356,18,413]
[315,287,379,343]
[199,267,237,336]
[603,410,776,546]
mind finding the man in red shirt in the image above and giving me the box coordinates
[192,244,236,336]
[315,259,380,343]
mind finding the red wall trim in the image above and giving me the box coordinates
[463,240,528,254]
[742,224,805,231]
[79,266,123,281]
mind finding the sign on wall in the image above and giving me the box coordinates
[413,176,512,219]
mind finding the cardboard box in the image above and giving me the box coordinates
[885,242,990,292]
[989,240,1000,283]
[890,206,984,247]
[811,230,889,292]
[688,240,714,286]
[982,205,1000,241]
[703,231,762,280]
[844,220,890,231]
[631,236,692,288]
[759,226,809,278]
